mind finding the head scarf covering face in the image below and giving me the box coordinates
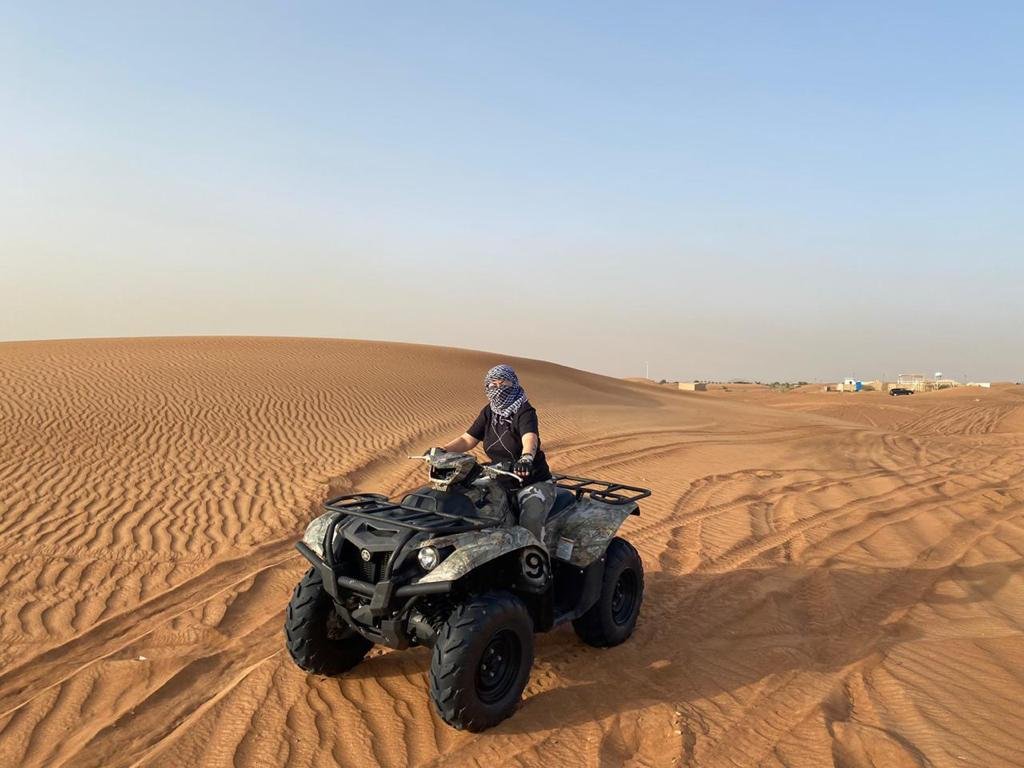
[484,364,527,423]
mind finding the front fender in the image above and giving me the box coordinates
[417,527,543,584]
[301,511,341,559]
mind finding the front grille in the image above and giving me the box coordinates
[359,556,379,583]
[356,552,389,583]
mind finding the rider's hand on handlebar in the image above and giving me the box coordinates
[514,453,534,479]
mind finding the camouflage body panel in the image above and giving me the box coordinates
[301,455,639,581]
[543,497,638,567]
[301,510,340,559]
[416,526,543,584]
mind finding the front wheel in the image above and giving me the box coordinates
[285,567,373,675]
[429,591,534,731]
[572,537,644,647]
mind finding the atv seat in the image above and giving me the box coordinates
[548,488,576,520]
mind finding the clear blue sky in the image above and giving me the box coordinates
[2,2,1021,381]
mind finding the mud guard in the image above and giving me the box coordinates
[544,498,638,568]
[301,510,341,560]
[416,527,546,584]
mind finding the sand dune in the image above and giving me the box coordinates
[1,338,1023,767]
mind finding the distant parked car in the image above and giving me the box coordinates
[889,388,915,396]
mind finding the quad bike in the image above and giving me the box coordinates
[285,450,650,731]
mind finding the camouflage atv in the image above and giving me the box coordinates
[285,449,650,731]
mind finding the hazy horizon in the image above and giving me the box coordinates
[3,3,1022,382]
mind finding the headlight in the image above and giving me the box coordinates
[418,546,440,571]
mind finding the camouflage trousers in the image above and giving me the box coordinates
[516,480,556,541]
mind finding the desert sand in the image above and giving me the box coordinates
[1,337,1022,767]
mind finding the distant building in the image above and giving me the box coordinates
[896,372,964,391]
[840,378,863,392]
[678,382,707,391]
[967,382,991,388]
[897,373,926,391]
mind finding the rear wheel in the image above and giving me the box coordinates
[573,537,644,647]
[285,567,373,675]
[429,591,534,731]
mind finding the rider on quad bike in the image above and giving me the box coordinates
[439,364,555,540]
[285,365,650,732]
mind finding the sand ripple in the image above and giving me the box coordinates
[1,338,1022,767]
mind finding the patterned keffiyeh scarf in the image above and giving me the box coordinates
[484,364,527,425]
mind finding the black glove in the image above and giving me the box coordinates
[514,453,535,478]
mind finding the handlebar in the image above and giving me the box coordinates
[482,465,523,483]
[407,453,523,484]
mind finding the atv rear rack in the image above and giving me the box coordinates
[324,493,496,533]
[551,474,651,505]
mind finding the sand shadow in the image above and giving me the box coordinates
[495,556,1021,736]
[337,556,1020,743]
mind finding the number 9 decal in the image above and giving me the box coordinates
[520,547,548,587]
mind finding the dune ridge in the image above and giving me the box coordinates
[1,337,1023,767]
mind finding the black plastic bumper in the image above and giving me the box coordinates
[296,541,451,648]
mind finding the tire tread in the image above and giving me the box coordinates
[429,591,533,732]
[572,537,644,647]
[284,567,372,675]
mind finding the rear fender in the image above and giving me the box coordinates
[544,498,638,567]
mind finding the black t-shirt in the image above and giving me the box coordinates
[467,402,551,484]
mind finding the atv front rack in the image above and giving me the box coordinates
[324,493,495,533]
[551,474,652,505]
